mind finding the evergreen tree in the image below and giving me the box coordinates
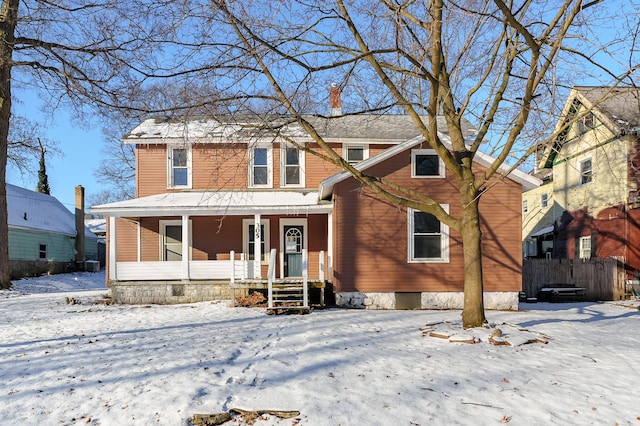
[36,139,50,195]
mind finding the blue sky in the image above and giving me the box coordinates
[5,0,634,213]
[7,88,105,212]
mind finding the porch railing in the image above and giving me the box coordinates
[113,249,326,284]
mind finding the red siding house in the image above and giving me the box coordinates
[92,110,538,309]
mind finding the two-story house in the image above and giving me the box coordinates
[524,86,640,274]
[92,90,539,309]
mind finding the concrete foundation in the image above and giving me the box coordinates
[336,291,519,310]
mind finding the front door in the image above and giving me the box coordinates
[284,225,304,277]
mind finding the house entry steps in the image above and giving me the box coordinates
[267,248,310,314]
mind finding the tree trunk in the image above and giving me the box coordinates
[460,185,486,328]
[0,0,19,289]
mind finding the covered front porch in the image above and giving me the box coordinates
[91,191,334,305]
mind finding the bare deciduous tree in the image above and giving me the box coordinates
[172,0,635,327]
[0,0,178,288]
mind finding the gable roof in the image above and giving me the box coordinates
[123,114,479,145]
[319,135,541,200]
[573,86,640,132]
[7,184,96,238]
[540,86,640,168]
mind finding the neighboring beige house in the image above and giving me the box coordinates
[522,168,554,257]
[524,86,640,274]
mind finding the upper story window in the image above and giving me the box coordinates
[577,112,596,134]
[411,149,445,178]
[580,158,592,185]
[281,145,304,187]
[522,199,529,214]
[168,146,191,188]
[408,206,449,263]
[343,144,369,165]
[249,146,272,188]
[540,193,549,208]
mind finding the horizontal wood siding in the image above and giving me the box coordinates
[9,228,75,262]
[332,149,522,293]
[192,144,248,190]
[135,141,394,195]
[115,218,138,262]
[128,214,328,280]
[137,144,168,197]
[304,143,343,188]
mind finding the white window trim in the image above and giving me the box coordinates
[522,199,529,214]
[167,145,192,189]
[159,220,192,261]
[242,218,271,264]
[540,193,548,208]
[280,144,305,188]
[342,143,369,165]
[407,205,450,263]
[579,157,593,186]
[248,145,273,188]
[579,235,591,259]
[411,149,445,178]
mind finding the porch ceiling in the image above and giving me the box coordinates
[90,190,333,217]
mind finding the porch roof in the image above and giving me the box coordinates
[90,190,332,218]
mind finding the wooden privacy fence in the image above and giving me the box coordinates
[522,257,627,301]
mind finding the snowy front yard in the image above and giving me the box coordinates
[1,272,639,425]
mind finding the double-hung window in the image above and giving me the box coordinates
[541,193,549,208]
[408,206,449,263]
[522,200,529,214]
[168,146,191,188]
[580,158,592,185]
[579,236,592,259]
[242,219,270,262]
[249,146,272,187]
[411,149,445,178]
[281,145,304,187]
[39,244,47,260]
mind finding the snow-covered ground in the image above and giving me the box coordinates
[1,272,639,425]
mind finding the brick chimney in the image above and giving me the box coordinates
[330,83,342,116]
[75,185,85,263]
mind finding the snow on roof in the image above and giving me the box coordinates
[85,218,106,235]
[90,190,333,217]
[7,184,96,238]
[123,114,478,145]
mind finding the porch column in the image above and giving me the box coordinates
[327,210,333,277]
[254,213,261,279]
[109,216,117,281]
[182,214,190,280]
